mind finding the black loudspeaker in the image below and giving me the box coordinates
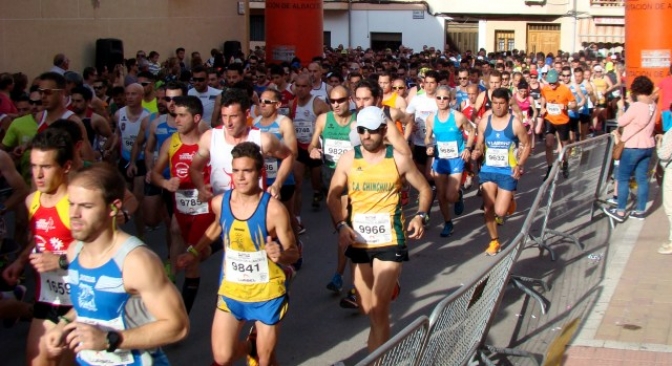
[96,38,124,73]
[223,41,242,63]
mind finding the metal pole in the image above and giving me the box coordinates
[348,0,353,48]
[572,0,577,52]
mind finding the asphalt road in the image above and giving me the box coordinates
[0,150,553,366]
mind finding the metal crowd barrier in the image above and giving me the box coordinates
[354,134,615,366]
[419,233,528,366]
[528,134,612,260]
[354,316,430,366]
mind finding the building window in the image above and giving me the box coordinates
[370,32,402,51]
[324,31,331,47]
[495,30,515,52]
[250,15,265,42]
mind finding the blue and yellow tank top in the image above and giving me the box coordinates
[480,115,518,176]
[432,111,465,160]
[155,115,178,179]
[218,191,286,302]
[348,145,405,249]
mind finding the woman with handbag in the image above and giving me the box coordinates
[603,76,657,222]
[657,129,672,254]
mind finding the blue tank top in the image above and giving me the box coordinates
[68,237,166,366]
[155,115,178,179]
[480,115,519,176]
[454,87,469,110]
[568,85,581,119]
[253,116,295,186]
[432,111,465,160]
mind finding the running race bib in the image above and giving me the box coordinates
[175,189,209,215]
[324,139,352,163]
[437,141,459,159]
[485,148,509,168]
[546,103,562,116]
[122,135,136,150]
[264,158,278,179]
[294,120,313,144]
[534,99,542,109]
[353,213,392,245]
[40,269,72,306]
[77,316,133,366]
[225,249,270,284]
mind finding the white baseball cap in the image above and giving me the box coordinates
[356,106,386,130]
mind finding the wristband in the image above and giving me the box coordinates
[58,254,69,270]
[336,221,348,232]
[465,146,473,152]
[186,245,199,257]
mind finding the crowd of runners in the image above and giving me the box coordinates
[0,43,630,365]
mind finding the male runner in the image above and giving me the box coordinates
[151,96,215,314]
[70,86,113,159]
[291,75,330,221]
[2,129,75,365]
[188,65,221,126]
[179,142,299,366]
[327,106,431,352]
[540,69,576,180]
[44,163,189,365]
[406,70,440,182]
[472,88,530,255]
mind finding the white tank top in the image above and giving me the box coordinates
[293,95,318,147]
[117,107,150,161]
[310,81,329,102]
[38,110,75,131]
[209,128,263,195]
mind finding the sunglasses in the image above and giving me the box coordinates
[357,126,384,134]
[436,96,450,101]
[93,86,104,90]
[163,96,179,102]
[192,77,206,82]
[29,99,43,106]
[140,82,152,86]
[260,99,278,105]
[392,86,405,90]
[38,88,63,96]
[330,97,348,105]
[561,74,571,77]
[542,73,548,76]
[458,77,468,80]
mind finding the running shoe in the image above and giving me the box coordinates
[507,198,517,217]
[246,326,259,366]
[463,174,473,190]
[401,187,410,206]
[164,260,175,283]
[606,196,618,206]
[312,191,323,210]
[339,288,358,309]
[292,241,303,271]
[454,189,465,216]
[3,285,26,328]
[485,239,501,256]
[440,221,454,238]
[562,161,569,179]
[326,273,343,293]
[391,281,401,301]
[603,207,627,223]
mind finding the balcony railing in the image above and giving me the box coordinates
[591,0,624,6]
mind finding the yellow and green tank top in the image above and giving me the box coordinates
[348,145,405,249]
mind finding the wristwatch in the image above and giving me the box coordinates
[415,212,430,226]
[106,331,122,352]
[58,254,69,270]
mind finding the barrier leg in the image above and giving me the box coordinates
[546,229,584,251]
[510,276,551,314]
[527,233,557,261]
[481,345,541,366]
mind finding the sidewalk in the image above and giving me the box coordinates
[565,195,672,365]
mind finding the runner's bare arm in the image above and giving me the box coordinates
[263,132,293,190]
[308,113,327,158]
[189,129,212,196]
[0,151,29,212]
[327,150,354,225]
[266,198,299,266]
[144,118,160,171]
